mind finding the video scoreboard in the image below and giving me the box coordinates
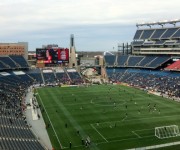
[36,48,69,64]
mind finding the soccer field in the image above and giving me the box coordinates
[36,85,180,150]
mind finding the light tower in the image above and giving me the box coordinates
[69,34,77,67]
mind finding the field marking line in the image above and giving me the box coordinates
[133,128,154,132]
[90,124,108,142]
[96,135,154,146]
[91,114,180,126]
[131,131,141,138]
[37,92,65,149]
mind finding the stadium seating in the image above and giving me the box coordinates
[0,56,29,70]
[165,60,180,71]
[117,55,129,66]
[134,27,180,40]
[66,69,83,84]
[0,74,44,150]
[55,69,70,84]
[172,29,180,38]
[133,30,143,39]
[104,55,116,66]
[0,62,7,70]
[26,69,43,84]
[107,68,180,98]
[154,40,165,45]
[0,56,17,68]
[9,55,29,68]
[42,70,56,85]
[138,56,157,67]
[131,41,144,46]
[127,56,144,67]
[151,29,167,39]
[146,56,170,68]
[161,28,179,39]
[143,41,155,46]
[140,29,154,39]
[105,55,170,69]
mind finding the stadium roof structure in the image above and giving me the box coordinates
[136,19,180,28]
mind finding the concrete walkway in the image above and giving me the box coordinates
[25,87,52,150]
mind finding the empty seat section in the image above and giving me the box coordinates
[151,29,166,39]
[0,57,17,68]
[161,28,179,39]
[9,55,29,68]
[133,30,143,40]
[117,55,129,66]
[104,55,116,66]
[127,56,144,67]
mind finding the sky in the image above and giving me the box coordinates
[0,0,179,51]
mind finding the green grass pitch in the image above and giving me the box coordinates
[36,85,180,150]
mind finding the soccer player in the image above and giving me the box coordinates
[125,113,128,117]
[77,130,80,135]
[81,139,84,145]
[69,142,72,149]
[138,109,141,114]
[158,109,161,114]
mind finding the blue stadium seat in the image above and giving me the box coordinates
[104,55,116,66]
[161,28,179,39]
[117,55,129,66]
[138,56,157,67]
[140,29,154,39]
[127,56,144,67]
[146,56,170,68]
[0,56,17,68]
[133,30,143,40]
[151,29,166,39]
[9,55,29,68]
[172,29,180,38]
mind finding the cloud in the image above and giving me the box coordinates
[0,0,179,50]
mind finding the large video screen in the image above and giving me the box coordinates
[36,48,69,63]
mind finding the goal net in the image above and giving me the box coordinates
[155,125,180,139]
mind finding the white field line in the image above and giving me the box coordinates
[61,132,154,149]
[126,141,180,150]
[96,135,154,146]
[133,128,154,132]
[37,93,65,149]
[132,131,141,138]
[90,124,108,142]
[91,114,180,126]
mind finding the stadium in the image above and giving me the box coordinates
[0,19,180,150]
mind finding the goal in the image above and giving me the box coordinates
[155,125,180,139]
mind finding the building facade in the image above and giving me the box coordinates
[0,42,28,59]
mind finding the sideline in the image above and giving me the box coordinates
[37,92,64,149]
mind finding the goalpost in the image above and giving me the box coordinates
[155,125,180,139]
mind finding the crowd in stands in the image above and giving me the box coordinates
[0,73,44,150]
[0,67,83,150]
[107,68,180,98]
[166,60,180,71]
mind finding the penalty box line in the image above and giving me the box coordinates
[132,128,154,138]
[131,131,141,138]
[90,114,180,127]
[90,124,108,142]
